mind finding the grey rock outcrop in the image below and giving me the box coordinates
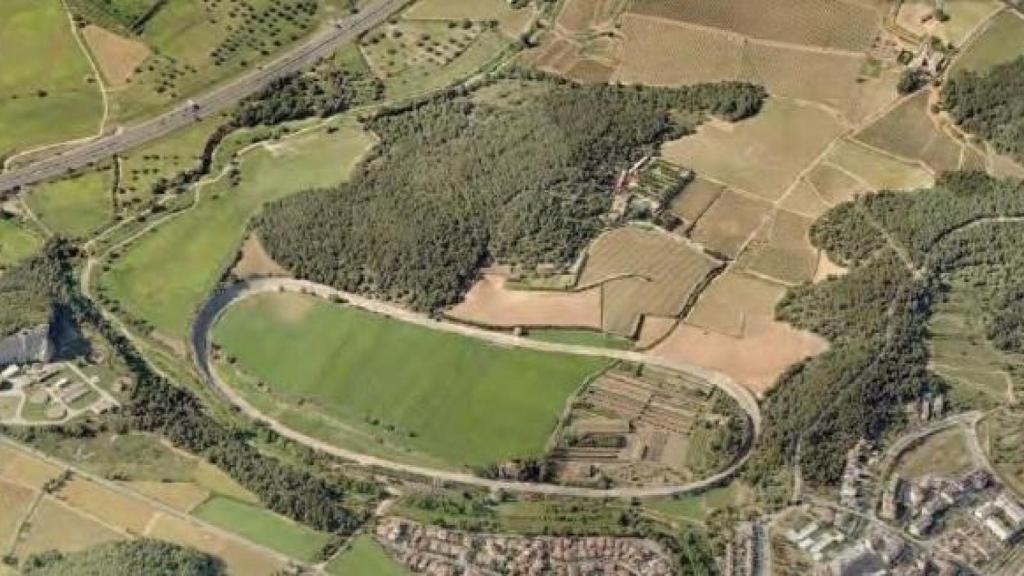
[0,324,53,366]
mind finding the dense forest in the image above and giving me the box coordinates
[748,171,1024,484]
[20,540,223,576]
[1,241,377,536]
[0,243,69,337]
[942,56,1024,162]
[256,78,765,310]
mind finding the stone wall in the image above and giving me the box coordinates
[0,324,53,366]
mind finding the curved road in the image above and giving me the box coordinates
[0,0,407,193]
[191,277,762,498]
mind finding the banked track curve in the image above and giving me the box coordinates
[192,277,762,498]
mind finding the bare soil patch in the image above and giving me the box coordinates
[654,271,828,395]
[232,234,289,279]
[447,272,602,330]
[82,25,151,87]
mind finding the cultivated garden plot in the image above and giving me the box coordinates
[549,364,747,488]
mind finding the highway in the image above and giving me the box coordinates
[0,0,407,193]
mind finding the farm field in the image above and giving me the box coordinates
[193,496,332,562]
[824,138,935,191]
[0,0,104,157]
[101,118,376,343]
[950,9,1024,73]
[689,189,772,258]
[213,292,610,469]
[668,177,725,228]
[981,411,1024,500]
[325,535,408,576]
[360,17,510,100]
[662,99,845,202]
[652,271,829,394]
[24,167,114,238]
[555,0,628,33]
[894,428,975,481]
[855,91,963,174]
[615,14,744,85]
[12,497,125,559]
[897,0,1004,46]
[526,328,635,350]
[804,163,868,206]
[403,0,534,38]
[739,209,819,285]
[577,226,721,337]
[0,217,42,273]
[779,179,833,219]
[0,480,36,547]
[629,0,882,51]
[0,440,290,574]
[446,272,602,330]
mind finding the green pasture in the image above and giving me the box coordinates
[0,0,103,156]
[25,167,114,238]
[0,217,43,272]
[193,496,333,562]
[102,119,375,341]
[526,328,634,350]
[213,292,610,469]
[326,535,408,576]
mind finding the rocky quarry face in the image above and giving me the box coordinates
[0,324,53,366]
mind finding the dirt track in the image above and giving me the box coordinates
[191,277,762,499]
